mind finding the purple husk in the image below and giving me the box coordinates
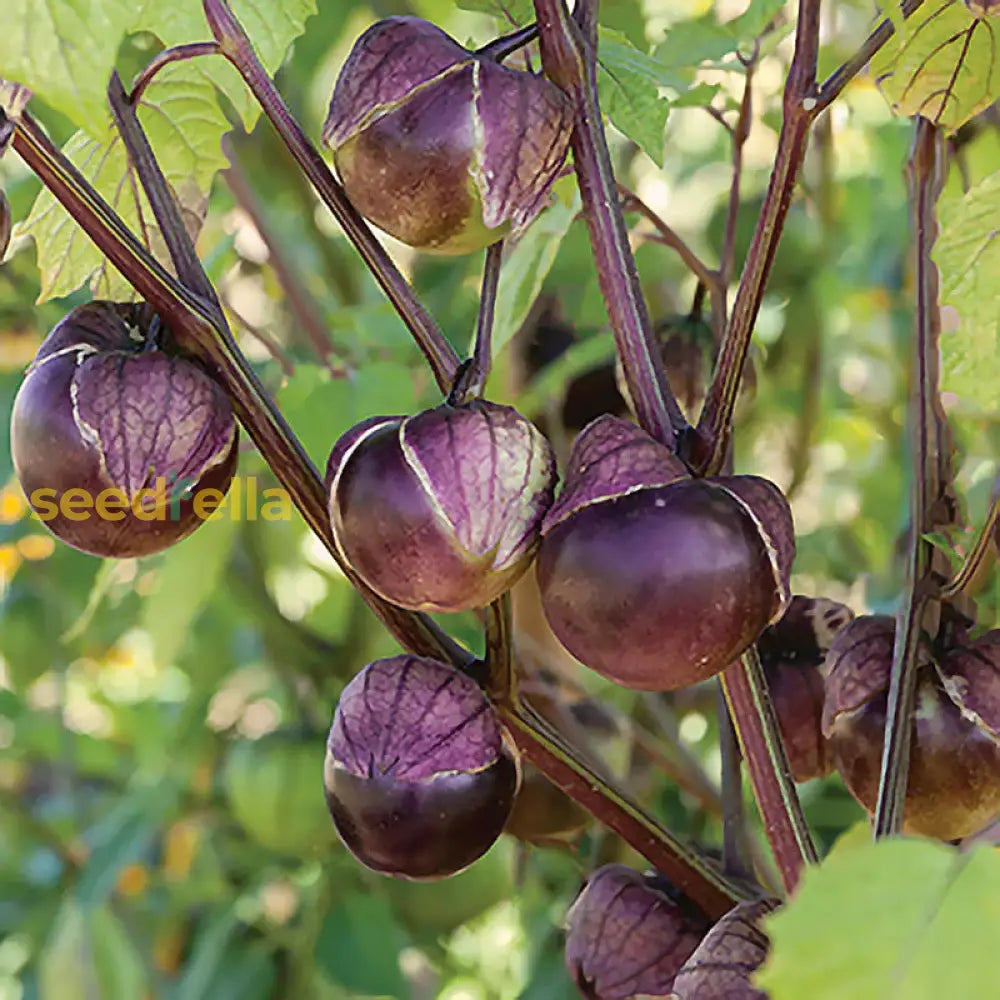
[323,16,469,148]
[564,864,710,999]
[669,898,778,1000]
[328,655,503,780]
[400,401,556,566]
[543,415,689,532]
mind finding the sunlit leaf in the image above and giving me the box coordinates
[934,169,1000,413]
[491,185,580,358]
[132,0,318,131]
[0,0,137,136]
[597,28,672,164]
[140,509,239,669]
[872,2,1000,130]
[758,838,1000,1000]
[17,62,225,302]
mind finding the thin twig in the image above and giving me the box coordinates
[219,288,297,376]
[221,137,345,372]
[722,649,818,891]
[618,182,726,336]
[202,0,461,393]
[940,494,1000,598]
[720,47,756,293]
[128,42,221,105]
[815,0,926,113]
[874,117,949,837]
[463,240,504,399]
[532,0,688,445]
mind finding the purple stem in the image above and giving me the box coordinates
[874,117,948,837]
[202,0,460,393]
[129,42,221,105]
[531,0,687,447]
[693,0,821,477]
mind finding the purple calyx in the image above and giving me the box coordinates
[328,655,504,782]
[543,415,690,533]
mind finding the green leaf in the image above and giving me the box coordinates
[491,186,580,359]
[132,0,318,131]
[454,0,533,24]
[17,61,227,302]
[654,0,784,74]
[871,4,1000,130]
[597,28,671,165]
[140,511,239,668]
[0,0,137,137]
[933,170,1000,414]
[278,361,422,472]
[599,0,649,49]
[315,893,410,997]
[40,902,146,1000]
[758,838,1000,1000]
[76,786,168,906]
[725,0,787,42]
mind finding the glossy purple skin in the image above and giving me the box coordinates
[538,478,790,691]
[824,616,1000,840]
[325,655,518,879]
[328,401,556,613]
[10,303,237,558]
[323,16,572,252]
[758,596,854,782]
[564,864,710,999]
[670,898,777,1000]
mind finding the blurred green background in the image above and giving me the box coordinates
[2,0,1000,997]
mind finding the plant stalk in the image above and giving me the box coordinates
[498,700,752,917]
[940,493,1000,599]
[874,116,949,837]
[531,0,687,447]
[202,0,461,393]
[7,95,741,916]
[693,0,822,477]
[722,650,818,892]
[465,240,504,399]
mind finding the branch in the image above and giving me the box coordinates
[693,0,822,476]
[874,116,949,837]
[940,492,1000,599]
[202,0,461,393]
[815,0,926,114]
[458,240,504,401]
[9,92,743,918]
[221,136,345,372]
[722,650,818,893]
[7,105,464,668]
[618,183,726,337]
[531,0,687,446]
[719,48,757,293]
[497,698,753,917]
